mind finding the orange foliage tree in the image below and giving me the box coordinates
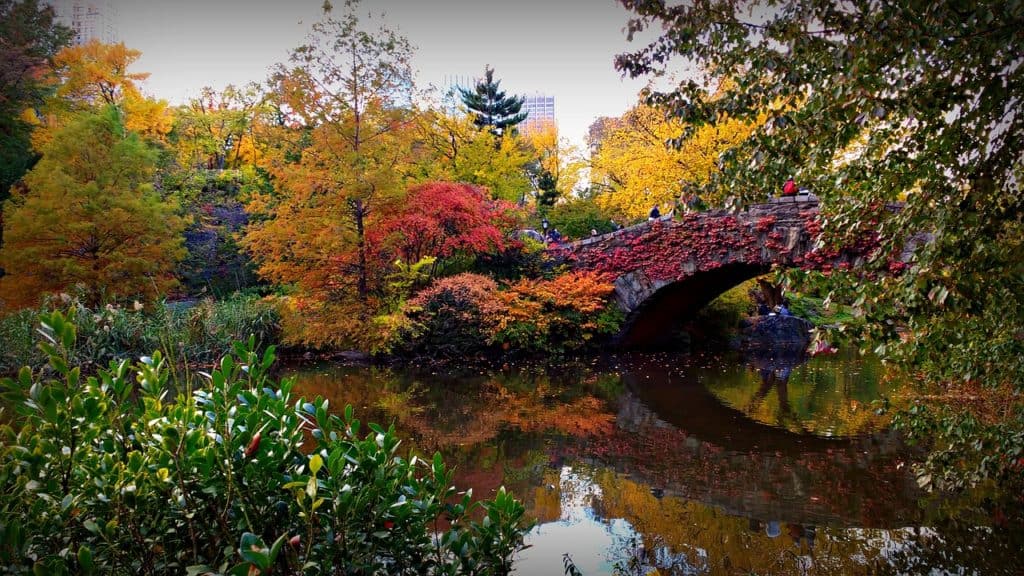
[242,0,418,347]
[491,271,621,352]
[398,271,622,356]
[39,40,172,144]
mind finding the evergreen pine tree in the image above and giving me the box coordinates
[535,170,559,207]
[459,65,527,137]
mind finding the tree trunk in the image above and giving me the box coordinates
[353,198,368,304]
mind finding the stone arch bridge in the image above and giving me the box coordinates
[556,198,891,347]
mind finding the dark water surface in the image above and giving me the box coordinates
[284,350,1022,575]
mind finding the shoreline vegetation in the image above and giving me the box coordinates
[0,279,783,378]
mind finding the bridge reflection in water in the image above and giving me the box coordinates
[286,350,1021,575]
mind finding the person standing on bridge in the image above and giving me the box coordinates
[782,177,798,196]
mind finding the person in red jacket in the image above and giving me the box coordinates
[782,177,797,196]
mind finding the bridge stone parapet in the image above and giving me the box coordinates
[555,199,873,347]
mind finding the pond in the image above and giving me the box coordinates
[284,349,1022,575]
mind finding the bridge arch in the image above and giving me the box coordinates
[618,261,769,347]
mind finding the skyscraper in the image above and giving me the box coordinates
[49,0,118,45]
[520,93,555,135]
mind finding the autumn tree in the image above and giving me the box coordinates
[459,65,527,138]
[522,120,585,207]
[585,115,625,154]
[615,0,1024,489]
[36,40,172,146]
[172,83,267,170]
[243,0,416,338]
[589,102,755,220]
[0,106,186,310]
[0,0,71,258]
[373,181,516,270]
[411,109,532,202]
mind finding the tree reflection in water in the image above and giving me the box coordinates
[285,351,1023,575]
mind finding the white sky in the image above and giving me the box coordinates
[116,0,653,148]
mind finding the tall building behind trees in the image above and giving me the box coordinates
[48,0,117,44]
[520,93,555,135]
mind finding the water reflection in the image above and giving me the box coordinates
[284,351,1022,575]
[707,349,887,437]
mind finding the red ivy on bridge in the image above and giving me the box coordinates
[561,210,892,282]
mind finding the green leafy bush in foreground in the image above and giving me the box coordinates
[0,311,531,575]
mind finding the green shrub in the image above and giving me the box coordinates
[0,310,531,575]
[0,294,279,375]
[545,199,617,240]
[0,309,38,376]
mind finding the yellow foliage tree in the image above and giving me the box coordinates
[412,110,532,203]
[590,103,756,220]
[35,40,172,147]
[522,120,586,204]
[172,83,267,170]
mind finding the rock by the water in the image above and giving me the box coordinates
[338,350,370,363]
[736,315,813,351]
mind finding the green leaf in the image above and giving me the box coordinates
[77,545,94,575]
[238,532,270,570]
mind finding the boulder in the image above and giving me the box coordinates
[736,314,813,351]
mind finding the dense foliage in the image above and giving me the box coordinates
[373,182,517,270]
[544,198,618,240]
[0,311,531,574]
[588,103,756,219]
[615,0,1024,488]
[411,111,533,203]
[397,272,622,357]
[0,0,71,217]
[0,107,185,309]
[0,295,279,376]
[167,169,264,296]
